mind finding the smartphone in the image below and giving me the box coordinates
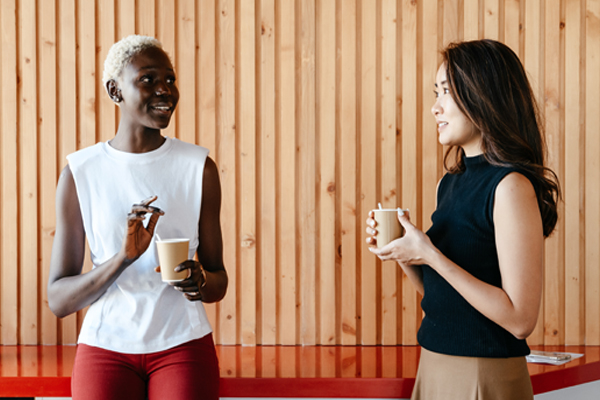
[529,350,572,361]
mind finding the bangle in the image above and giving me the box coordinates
[200,267,207,288]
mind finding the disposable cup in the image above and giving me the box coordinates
[156,238,190,282]
[372,209,405,248]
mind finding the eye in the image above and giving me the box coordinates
[433,90,439,98]
[140,75,153,84]
[166,76,176,84]
[444,88,450,94]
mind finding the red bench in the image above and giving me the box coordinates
[1,345,599,398]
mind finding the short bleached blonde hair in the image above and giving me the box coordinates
[102,35,163,89]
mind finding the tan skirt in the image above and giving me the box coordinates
[411,348,533,400]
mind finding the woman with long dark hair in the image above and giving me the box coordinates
[367,39,560,399]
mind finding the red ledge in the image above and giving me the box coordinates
[0,377,72,397]
[529,358,600,394]
[220,377,414,398]
[2,345,599,398]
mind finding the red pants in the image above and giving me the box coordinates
[72,334,219,400]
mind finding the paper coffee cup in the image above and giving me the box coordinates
[372,209,404,248]
[156,238,190,282]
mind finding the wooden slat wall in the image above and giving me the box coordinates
[0,0,598,346]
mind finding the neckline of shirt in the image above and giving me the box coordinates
[102,136,174,163]
[463,154,486,169]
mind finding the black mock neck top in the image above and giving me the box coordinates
[418,155,531,358]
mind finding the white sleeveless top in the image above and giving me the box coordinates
[67,137,213,354]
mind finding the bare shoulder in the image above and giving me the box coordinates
[59,163,73,181]
[495,171,536,205]
[204,156,218,175]
[494,171,541,235]
[56,164,77,199]
[202,157,221,189]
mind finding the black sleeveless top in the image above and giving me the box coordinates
[418,155,531,358]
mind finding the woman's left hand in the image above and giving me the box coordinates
[368,210,436,266]
[155,261,207,301]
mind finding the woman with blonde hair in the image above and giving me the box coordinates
[48,35,226,399]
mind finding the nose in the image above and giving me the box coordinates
[431,97,442,117]
[155,80,171,96]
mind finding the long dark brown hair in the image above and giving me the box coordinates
[441,39,560,237]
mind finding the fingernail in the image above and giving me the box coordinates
[398,208,404,216]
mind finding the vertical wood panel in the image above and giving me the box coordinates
[464,0,481,40]
[65,0,96,345]
[484,0,500,40]
[358,0,377,345]
[400,0,419,345]
[216,0,237,345]
[19,0,39,345]
[543,0,565,346]
[276,0,297,345]
[197,0,218,333]
[136,0,155,37]
[56,0,77,345]
[316,0,336,345]
[504,0,521,53]
[421,0,441,233]
[379,0,398,345]
[297,0,316,345]
[198,0,218,167]
[1,0,599,347]
[39,0,57,345]
[339,0,357,345]
[0,0,19,345]
[238,0,257,345]
[76,0,96,152]
[258,0,277,345]
[98,0,116,144]
[419,0,440,345]
[524,0,545,345]
[176,0,196,144]
[443,0,461,45]
[118,0,135,39]
[156,0,177,140]
[564,0,584,345]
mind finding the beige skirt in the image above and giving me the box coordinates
[411,348,533,400]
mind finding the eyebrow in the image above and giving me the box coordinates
[139,66,175,72]
[434,80,448,87]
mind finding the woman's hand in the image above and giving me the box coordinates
[365,209,425,294]
[368,210,436,266]
[365,210,379,246]
[121,195,164,262]
[169,260,207,301]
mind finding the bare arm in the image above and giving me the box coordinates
[47,166,163,318]
[171,157,228,303]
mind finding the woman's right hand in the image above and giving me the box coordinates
[49,170,168,318]
[121,195,164,262]
[365,210,378,247]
